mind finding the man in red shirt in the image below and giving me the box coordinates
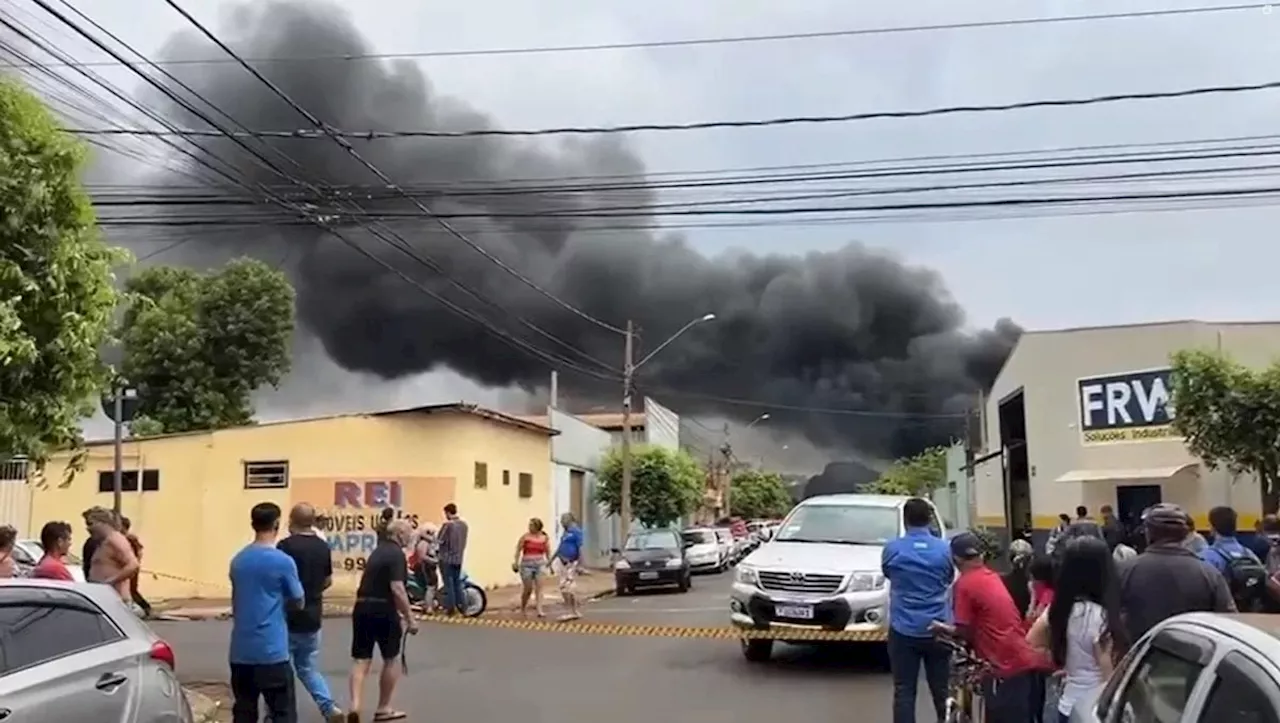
[30,520,75,581]
[930,532,1046,723]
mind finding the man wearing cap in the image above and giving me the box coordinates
[930,531,1045,723]
[1118,503,1234,641]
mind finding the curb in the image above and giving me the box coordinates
[184,687,223,723]
[163,587,615,622]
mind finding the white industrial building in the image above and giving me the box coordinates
[973,320,1280,541]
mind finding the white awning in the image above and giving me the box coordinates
[1054,463,1198,484]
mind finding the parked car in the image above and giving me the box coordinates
[12,539,88,582]
[1070,612,1280,723]
[681,528,724,573]
[613,528,691,595]
[0,579,191,722]
[729,493,946,662]
[714,528,736,566]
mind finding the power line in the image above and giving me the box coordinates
[6,3,1268,69]
[638,386,971,419]
[66,76,1280,139]
[154,0,630,337]
[26,0,622,382]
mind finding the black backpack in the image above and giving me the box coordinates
[1212,548,1269,612]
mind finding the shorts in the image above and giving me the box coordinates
[350,603,403,661]
[557,561,579,593]
[519,562,542,582]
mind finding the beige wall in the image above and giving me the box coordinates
[31,410,552,599]
[975,321,1280,530]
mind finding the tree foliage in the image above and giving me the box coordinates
[1170,349,1280,511]
[868,446,948,496]
[0,78,124,461]
[597,445,704,529]
[120,257,295,434]
[730,469,793,519]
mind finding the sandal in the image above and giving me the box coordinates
[373,711,408,721]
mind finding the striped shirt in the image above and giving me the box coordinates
[438,518,468,566]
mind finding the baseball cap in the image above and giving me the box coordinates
[1142,503,1191,530]
[950,531,984,559]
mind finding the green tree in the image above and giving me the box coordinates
[869,446,948,496]
[597,446,704,529]
[120,257,295,433]
[0,78,125,462]
[730,469,793,519]
[1170,349,1280,512]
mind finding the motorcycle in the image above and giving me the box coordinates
[407,568,488,617]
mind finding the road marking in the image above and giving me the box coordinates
[587,606,726,614]
[417,614,889,641]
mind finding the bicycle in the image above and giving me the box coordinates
[936,634,990,723]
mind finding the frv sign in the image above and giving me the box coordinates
[1076,368,1178,445]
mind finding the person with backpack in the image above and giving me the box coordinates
[1199,506,1269,612]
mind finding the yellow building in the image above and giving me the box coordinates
[29,404,557,599]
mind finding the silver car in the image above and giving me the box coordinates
[1069,612,1280,723]
[0,579,192,722]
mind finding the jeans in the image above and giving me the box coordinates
[441,563,465,613]
[288,631,336,716]
[981,671,1036,723]
[887,630,949,723]
[229,661,296,723]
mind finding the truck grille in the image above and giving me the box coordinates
[757,571,844,595]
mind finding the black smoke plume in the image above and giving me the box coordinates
[109,1,1021,458]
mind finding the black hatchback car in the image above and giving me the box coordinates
[613,528,692,595]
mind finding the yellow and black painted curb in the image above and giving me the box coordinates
[416,614,888,641]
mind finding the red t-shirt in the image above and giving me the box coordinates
[954,566,1048,677]
[30,555,74,581]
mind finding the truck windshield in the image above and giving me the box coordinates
[774,505,900,545]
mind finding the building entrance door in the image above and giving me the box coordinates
[1116,484,1162,530]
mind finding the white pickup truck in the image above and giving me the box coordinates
[728,493,946,662]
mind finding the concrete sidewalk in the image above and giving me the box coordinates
[159,569,615,621]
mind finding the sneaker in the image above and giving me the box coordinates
[326,710,346,723]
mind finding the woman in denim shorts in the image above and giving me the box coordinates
[513,518,551,617]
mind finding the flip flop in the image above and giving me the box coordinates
[373,711,408,721]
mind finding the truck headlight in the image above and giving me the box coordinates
[735,565,758,586]
[665,558,683,568]
[615,559,631,570]
[846,571,886,592]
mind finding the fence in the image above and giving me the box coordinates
[0,456,32,536]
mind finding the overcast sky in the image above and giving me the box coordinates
[9,0,1276,441]
[39,0,1276,329]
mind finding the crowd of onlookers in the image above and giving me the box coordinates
[0,506,152,614]
[883,499,1271,723]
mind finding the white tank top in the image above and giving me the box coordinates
[1058,601,1108,715]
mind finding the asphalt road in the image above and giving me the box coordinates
[155,571,935,722]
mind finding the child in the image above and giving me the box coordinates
[1026,554,1057,723]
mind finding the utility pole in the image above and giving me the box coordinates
[112,387,124,516]
[619,320,635,544]
[720,422,732,518]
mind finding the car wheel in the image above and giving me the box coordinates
[741,638,773,662]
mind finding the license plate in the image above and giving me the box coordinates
[775,604,814,620]
[639,571,659,580]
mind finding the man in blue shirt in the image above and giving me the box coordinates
[1200,505,1269,611]
[553,512,585,622]
[882,498,953,723]
[229,502,305,723]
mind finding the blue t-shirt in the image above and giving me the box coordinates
[556,525,583,563]
[229,543,304,665]
[1199,536,1260,574]
[882,526,954,638]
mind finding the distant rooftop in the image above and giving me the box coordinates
[78,402,557,448]
[517,411,646,432]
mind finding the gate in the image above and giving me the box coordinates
[0,456,32,536]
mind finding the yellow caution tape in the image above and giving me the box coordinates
[415,613,888,641]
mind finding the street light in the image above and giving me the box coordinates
[746,413,770,429]
[619,312,717,542]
